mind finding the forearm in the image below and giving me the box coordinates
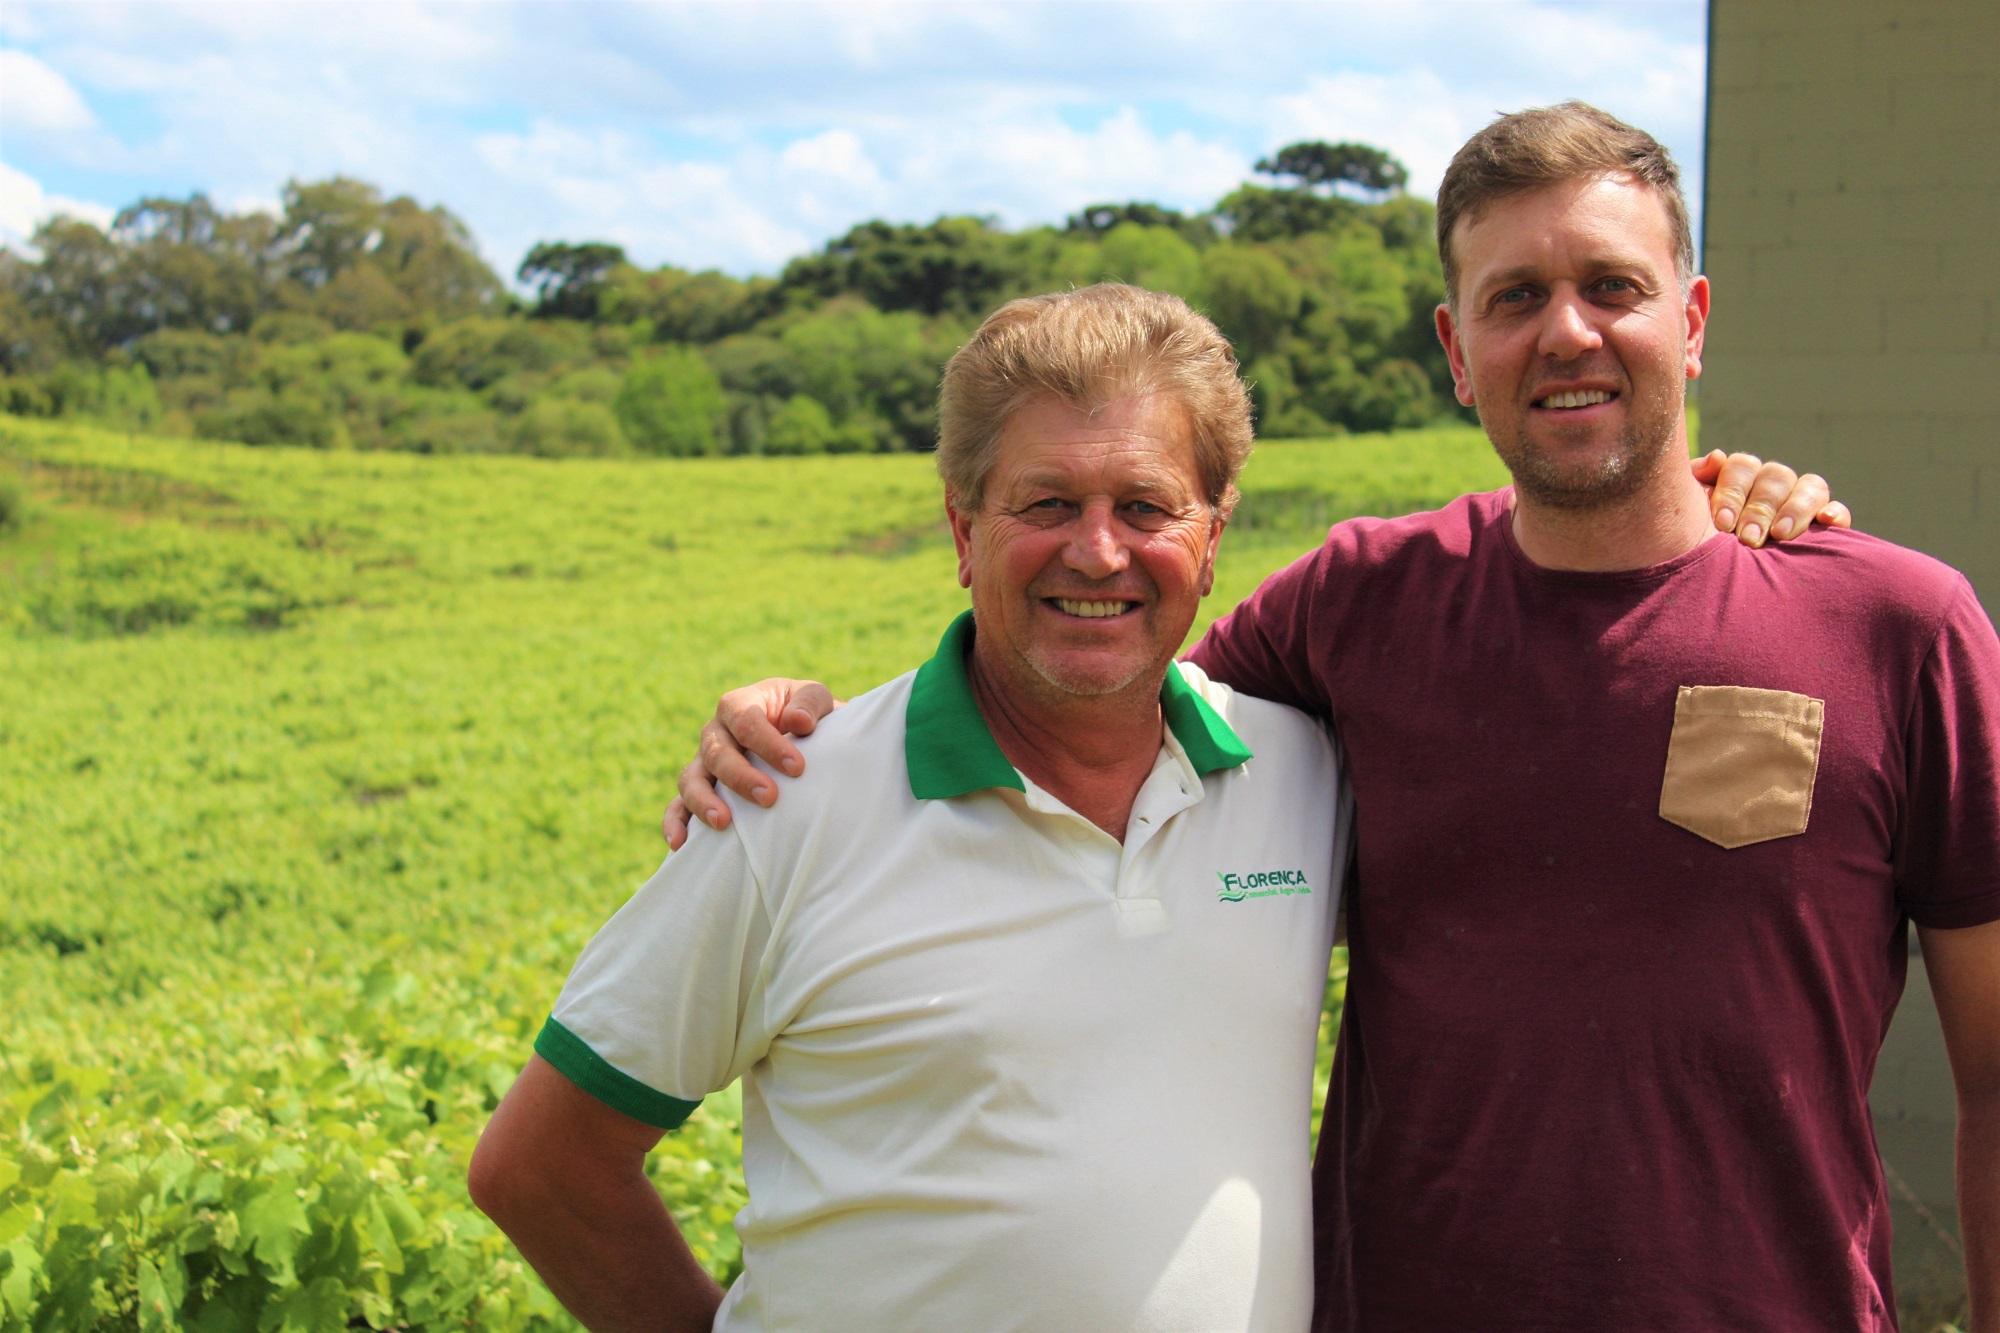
[1960,1091,2000,1331]
[484,1165,723,1333]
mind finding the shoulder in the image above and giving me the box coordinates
[1757,525,1975,637]
[1317,488,1509,570]
[727,671,922,846]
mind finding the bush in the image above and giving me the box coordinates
[762,394,837,456]
[506,399,627,458]
[0,472,25,532]
[615,346,728,457]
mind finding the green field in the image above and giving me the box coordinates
[0,416,1506,1331]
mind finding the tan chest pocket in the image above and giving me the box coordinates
[1658,686,1825,849]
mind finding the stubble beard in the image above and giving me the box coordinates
[1018,631,1163,700]
[1487,376,1685,512]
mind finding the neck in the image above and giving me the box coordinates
[966,642,1166,842]
[1508,432,1715,573]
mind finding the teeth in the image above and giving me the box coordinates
[1055,599,1130,618]
[1540,389,1613,409]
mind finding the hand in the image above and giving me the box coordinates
[662,679,839,850]
[1692,450,1853,547]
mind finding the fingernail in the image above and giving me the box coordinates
[1743,523,1764,545]
[1716,508,1735,529]
[781,756,801,775]
[1772,516,1794,539]
[706,807,724,824]
[755,784,774,804]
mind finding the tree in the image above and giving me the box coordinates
[518,242,628,322]
[615,345,728,456]
[1255,142,1410,199]
[1065,202,1217,249]
[1211,185,1357,243]
[779,217,1031,318]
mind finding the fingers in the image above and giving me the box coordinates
[717,682,817,781]
[1689,448,1726,484]
[662,797,692,851]
[1766,471,1833,543]
[678,756,733,832]
[1737,460,1797,546]
[778,682,839,739]
[1700,451,1763,537]
[700,714,780,807]
[1817,500,1852,530]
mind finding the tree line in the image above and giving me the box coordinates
[0,142,1460,458]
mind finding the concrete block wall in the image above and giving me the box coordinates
[1704,2,1997,1318]
[1703,0,2000,612]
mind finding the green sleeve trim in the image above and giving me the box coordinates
[534,1016,703,1131]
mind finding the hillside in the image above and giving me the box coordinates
[0,420,1506,1329]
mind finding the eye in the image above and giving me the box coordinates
[1017,496,1075,524]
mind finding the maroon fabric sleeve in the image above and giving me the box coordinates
[1896,578,2000,929]
[1187,544,1334,718]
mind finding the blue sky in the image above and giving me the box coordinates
[0,1,1707,280]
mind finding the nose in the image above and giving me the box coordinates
[1536,288,1603,362]
[1062,501,1130,580]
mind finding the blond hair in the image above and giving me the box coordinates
[936,283,1253,515]
[1436,101,1694,307]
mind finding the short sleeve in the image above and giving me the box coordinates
[1186,544,1332,716]
[538,821,776,1128]
[1896,579,2000,930]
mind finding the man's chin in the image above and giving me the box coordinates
[1497,432,1667,511]
[1022,649,1163,700]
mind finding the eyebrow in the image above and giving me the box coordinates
[1478,254,1663,294]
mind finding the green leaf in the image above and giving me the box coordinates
[136,1256,175,1333]
[271,1275,348,1333]
[0,1205,32,1247]
[238,1187,310,1278]
[0,1162,20,1195]
[0,1240,41,1319]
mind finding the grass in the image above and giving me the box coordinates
[13,414,1947,1329]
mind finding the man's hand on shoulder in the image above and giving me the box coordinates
[1692,450,1853,547]
[663,679,840,849]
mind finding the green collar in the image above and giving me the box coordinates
[904,610,1253,800]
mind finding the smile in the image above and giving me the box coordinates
[1534,389,1616,410]
[1049,598,1137,619]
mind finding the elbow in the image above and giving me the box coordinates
[468,1120,536,1226]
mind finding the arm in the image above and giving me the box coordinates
[469,1056,723,1333]
[1918,919,2000,1328]
[660,459,1850,847]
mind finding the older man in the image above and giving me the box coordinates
[471,285,1352,1331]
[676,103,2000,1330]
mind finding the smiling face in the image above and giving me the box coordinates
[1436,173,1710,510]
[950,393,1221,707]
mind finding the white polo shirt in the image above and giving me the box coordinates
[540,612,1350,1332]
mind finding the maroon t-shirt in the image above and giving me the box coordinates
[1188,489,2000,1331]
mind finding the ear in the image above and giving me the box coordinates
[1435,303,1475,406]
[1682,274,1711,381]
[946,494,976,589]
[1199,511,1226,598]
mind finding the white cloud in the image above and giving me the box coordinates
[0,47,96,130]
[0,1,1706,275]
[0,159,115,249]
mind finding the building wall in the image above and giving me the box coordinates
[1702,0,2000,609]
[1703,1,1998,1317]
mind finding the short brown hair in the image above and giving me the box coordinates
[1436,101,1694,307]
[936,283,1253,516]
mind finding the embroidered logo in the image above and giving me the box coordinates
[1216,868,1311,903]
